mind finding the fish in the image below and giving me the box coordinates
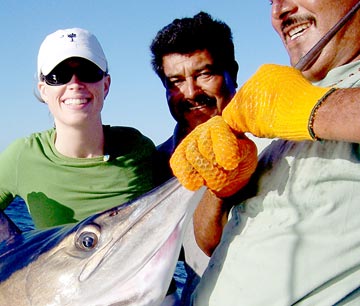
[0,178,205,306]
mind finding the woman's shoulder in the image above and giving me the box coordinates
[106,125,143,136]
[104,125,156,156]
[106,125,154,144]
[23,129,55,148]
[4,129,53,149]
[0,129,54,162]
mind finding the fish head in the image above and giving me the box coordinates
[0,178,205,306]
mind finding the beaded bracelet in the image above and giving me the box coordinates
[308,87,337,140]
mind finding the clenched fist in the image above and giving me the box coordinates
[170,116,258,197]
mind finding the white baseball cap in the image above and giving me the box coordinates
[37,28,108,79]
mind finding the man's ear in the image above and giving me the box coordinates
[231,61,239,89]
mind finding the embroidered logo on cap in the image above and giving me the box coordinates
[67,33,76,42]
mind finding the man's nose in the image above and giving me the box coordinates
[182,78,201,99]
[271,0,296,20]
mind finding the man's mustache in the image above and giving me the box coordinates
[281,14,315,32]
[180,95,217,112]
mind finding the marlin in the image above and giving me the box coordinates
[0,178,205,306]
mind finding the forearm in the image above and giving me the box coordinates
[314,88,360,142]
[193,189,231,256]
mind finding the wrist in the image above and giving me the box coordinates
[308,87,338,140]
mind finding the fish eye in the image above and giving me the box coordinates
[75,225,100,251]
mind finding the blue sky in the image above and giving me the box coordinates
[0,1,289,152]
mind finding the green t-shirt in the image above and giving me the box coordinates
[0,126,157,228]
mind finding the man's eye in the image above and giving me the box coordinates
[197,71,212,80]
[168,79,183,87]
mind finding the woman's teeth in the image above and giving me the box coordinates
[64,99,88,105]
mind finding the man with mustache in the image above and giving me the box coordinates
[151,12,239,177]
[170,0,360,305]
[150,12,252,305]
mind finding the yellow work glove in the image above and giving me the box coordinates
[170,116,258,197]
[222,64,336,140]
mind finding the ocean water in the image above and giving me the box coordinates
[5,196,35,231]
[4,197,187,297]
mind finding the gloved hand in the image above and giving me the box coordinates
[222,64,336,140]
[170,116,258,197]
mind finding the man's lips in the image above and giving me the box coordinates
[286,22,312,41]
[281,15,315,43]
[283,21,312,43]
[188,105,207,111]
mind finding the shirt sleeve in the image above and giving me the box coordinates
[0,139,24,209]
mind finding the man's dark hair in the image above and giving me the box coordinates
[150,11,237,82]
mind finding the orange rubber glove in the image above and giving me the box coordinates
[222,64,336,140]
[170,116,258,197]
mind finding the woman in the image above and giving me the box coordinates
[0,28,158,228]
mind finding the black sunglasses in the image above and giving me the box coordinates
[41,59,107,86]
